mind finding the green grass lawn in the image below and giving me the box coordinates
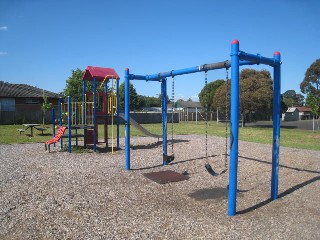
[0,122,319,151]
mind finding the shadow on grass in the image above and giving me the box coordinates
[250,125,297,129]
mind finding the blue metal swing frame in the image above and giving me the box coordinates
[124,40,281,216]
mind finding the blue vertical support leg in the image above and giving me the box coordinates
[68,96,72,153]
[161,78,168,165]
[58,97,63,149]
[228,40,240,216]
[93,78,97,152]
[124,68,131,170]
[271,52,281,200]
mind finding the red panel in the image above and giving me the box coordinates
[82,66,120,82]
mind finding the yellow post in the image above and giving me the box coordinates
[109,93,115,154]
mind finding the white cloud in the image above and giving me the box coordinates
[0,26,8,31]
[0,51,8,56]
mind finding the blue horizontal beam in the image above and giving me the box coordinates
[239,60,260,66]
[129,74,147,80]
[128,52,280,82]
[129,60,230,81]
[146,66,200,81]
[239,51,280,67]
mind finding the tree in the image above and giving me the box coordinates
[300,59,320,96]
[63,68,84,102]
[306,93,320,132]
[300,59,320,132]
[282,90,305,108]
[213,69,273,125]
[42,92,52,126]
[118,82,140,110]
[198,80,225,111]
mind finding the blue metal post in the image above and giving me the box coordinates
[271,52,281,200]
[68,96,72,153]
[228,40,240,216]
[116,78,120,149]
[124,68,131,170]
[58,97,63,126]
[93,78,97,152]
[58,97,63,149]
[161,78,168,165]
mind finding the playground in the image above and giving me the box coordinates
[0,135,319,239]
[1,39,319,238]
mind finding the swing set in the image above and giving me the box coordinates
[124,40,281,216]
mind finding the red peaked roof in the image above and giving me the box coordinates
[82,66,120,82]
[296,107,311,112]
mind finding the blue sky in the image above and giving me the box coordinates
[1,0,319,101]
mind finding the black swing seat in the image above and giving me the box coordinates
[205,163,219,176]
[205,163,228,176]
[163,153,175,164]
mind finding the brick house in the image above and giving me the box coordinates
[0,81,61,124]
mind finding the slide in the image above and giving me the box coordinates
[118,113,161,139]
[44,126,67,152]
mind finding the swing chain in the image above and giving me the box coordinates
[171,75,175,155]
[205,71,208,161]
[225,68,229,169]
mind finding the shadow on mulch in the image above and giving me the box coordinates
[170,154,218,166]
[188,187,228,201]
[240,155,320,174]
[131,139,189,150]
[131,154,217,171]
[237,175,320,214]
[188,187,246,201]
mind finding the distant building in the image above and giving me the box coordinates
[0,81,61,124]
[282,106,312,121]
[175,100,203,113]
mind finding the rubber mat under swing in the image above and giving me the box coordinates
[143,170,189,184]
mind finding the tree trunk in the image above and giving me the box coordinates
[241,113,245,128]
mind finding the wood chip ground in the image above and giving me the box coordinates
[0,135,319,239]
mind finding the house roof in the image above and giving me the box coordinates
[82,66,120,82]
[0,81,60,98]
[296,106,311,112]
[286,107,298,113]
[286,107,312,113]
